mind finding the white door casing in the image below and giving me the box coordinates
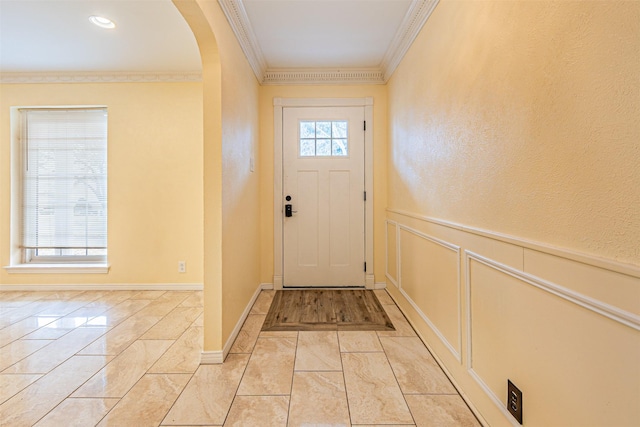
[273,98,374,289]
[283,106,364,287]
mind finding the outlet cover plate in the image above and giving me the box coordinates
[507,380,523,424]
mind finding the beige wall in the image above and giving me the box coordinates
[388,0,639,265]
[192,0,261,349]
[259,85,388,285]
[386,1,640,426]
[0,82,204,286]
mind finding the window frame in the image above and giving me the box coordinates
[298,120,350,158]
[4,106,110,273]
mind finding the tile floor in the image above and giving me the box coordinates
[0,288,480,426]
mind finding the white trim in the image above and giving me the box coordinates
[4,264,110,274]
[374,282,387,290]
[388,290,490,427]
[387,208,640,279]
[463,250,640,427]
[275,98,374,108]
[200,351,224,365]
[366,275,375,289]
[364,100,374,289]
[273,100,284,290]
[218,0,439,85]
[0,283,204,291]
[217,0,267,82]
[465,251,640,333]
[385,219,399,288]
[200,283,271,365]
[0,71,202,84]
[397,224,462,362]
[221,283,267,360]
[273,97,374,289]
[263,69,384,85]
[385,274,398,288]
[467,368,519,427]
[381,0,440,82]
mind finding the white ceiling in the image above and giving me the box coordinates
[0,0,201,73]
[242,0,412,69]
[0,0,437,84]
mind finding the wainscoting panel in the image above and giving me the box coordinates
[466,252,640,426]
[385,209,640,427]
[385,220,398,287]
[399,226,461,359]
[523,248,640,315]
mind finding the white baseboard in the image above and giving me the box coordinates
[273,275,283,290]
[200,351,224,364]
[366,274,375,289]
[215,282,267,362]
[374,282,387,289]
[0,283,204,291]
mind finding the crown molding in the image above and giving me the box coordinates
[221,0,438,85]
[263,69,385,85]
[380,0,439,82]
[0,71,203,84]
[217,0,267,82]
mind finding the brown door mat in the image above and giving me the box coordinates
[262,289,395,331]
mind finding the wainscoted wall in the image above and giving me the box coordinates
[385,210,640,426]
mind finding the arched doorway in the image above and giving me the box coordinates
[173,0,224,358]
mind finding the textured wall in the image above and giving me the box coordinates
[0,82,204,285]
[388,0,639,265]
[192,0,262,347]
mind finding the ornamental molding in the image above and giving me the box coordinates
[380,0,439,82]
[217,0,268,82]
[0,71,203,84]
[220,0,439,85]
[263,69,384,85]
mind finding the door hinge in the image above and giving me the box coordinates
[364,191,367,201]
[364,262,367,272]
[363,120,366,131]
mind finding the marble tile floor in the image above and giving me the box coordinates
[0,288,480,426]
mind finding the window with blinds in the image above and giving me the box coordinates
[20,108,108,263]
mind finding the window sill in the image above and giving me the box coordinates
[3,264,110,274]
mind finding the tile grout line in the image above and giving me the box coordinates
[12,292,113,425]
[376,329,418,427]
[285,326,301,427]
[336,329,355,427]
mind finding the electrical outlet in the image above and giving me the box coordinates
[178,261,186,273]
[507,380,523,425]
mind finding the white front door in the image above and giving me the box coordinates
[283,106,366,287]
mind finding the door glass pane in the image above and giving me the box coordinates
[332,121,347,138]
[316,121,331,138]
[300,121,315,138]
[298,120,349,157]
[300,139,315,156]
[316,139,331,156]
[332,139,348,156]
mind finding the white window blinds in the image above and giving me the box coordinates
[21,108,107,258]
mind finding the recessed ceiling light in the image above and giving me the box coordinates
[89,15,115,29]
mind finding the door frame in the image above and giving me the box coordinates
[273,97,374,290]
